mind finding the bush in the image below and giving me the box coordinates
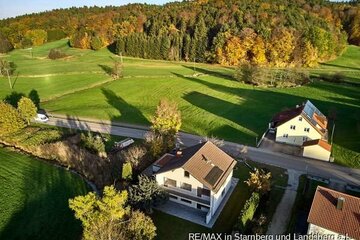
[80,132,106,156]
[235,192,260,233]
[121,145,147,169]
[122,162,133,180]
[48,48,67,60]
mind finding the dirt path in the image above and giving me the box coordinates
[267,169,302,234]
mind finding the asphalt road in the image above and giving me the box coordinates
[44,115,360,186]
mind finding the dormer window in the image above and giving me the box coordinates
[184,171,190,178]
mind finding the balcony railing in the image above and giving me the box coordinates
[162,186,210,205]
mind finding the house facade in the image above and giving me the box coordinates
[152,141,236,224]
[307,186,360,240]
[269,100,332,161]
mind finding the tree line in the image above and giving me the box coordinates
[0,0,359,66]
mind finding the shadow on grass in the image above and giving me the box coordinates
[98,64,113,76]
[0,149,89,240]
[182,65,235,81]
[101,88,149,125]
[320,62,360,71]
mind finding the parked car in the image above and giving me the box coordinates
[34,113,49,122]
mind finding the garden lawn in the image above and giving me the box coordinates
[0,147,90,240]
[1,40,359,168]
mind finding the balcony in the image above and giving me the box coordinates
[162,186,210,206]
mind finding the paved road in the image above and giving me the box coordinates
[45,114,360,186]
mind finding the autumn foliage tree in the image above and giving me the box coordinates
[150,98,181,152]
[69,185,156,240]
[0,101,25,135]
[245,168,271,195]
[17,97,37,125]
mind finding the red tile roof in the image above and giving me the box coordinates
[302,139,331,152]
[308,186,360,239]
[270,105,304,128]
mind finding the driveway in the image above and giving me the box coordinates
[259,132,302,156]
[267,169,302,234]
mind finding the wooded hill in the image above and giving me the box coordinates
[0,0,359,67]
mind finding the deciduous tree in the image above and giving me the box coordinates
[245,168,271,195]
[17,97,37,125]
[0,101,25,135]
[69,186,130,240]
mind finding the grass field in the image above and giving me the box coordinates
[1,40,359,168]
[0,147,90,240]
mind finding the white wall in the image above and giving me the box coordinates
[308,223,354,240]
[275,116,322,146]
[155,167,234,222]
[155,168,211,211]
[303,145,330,161]
[211,170,233,217]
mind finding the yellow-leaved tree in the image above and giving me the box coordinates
[69,185,156,240]
[245,168,272,195]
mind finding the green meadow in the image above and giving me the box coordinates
[0,147,90,240]
[1,40,359,168]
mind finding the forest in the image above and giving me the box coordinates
[0,0,359,67]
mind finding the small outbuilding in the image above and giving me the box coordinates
[302,139,331,161]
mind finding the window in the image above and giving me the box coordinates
[202,186,211,197]
[181,198,192,204]
[299,117,302,121]
[184,171,190,178]
[290,125,296,130]
[303,137,307,142]
[181,182,192,191]
[221,188,226,197]
[169,195,178,200]
[283,134,288,138]
[304,128,310,133]
[164,178,176,187]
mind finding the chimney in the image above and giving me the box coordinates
[336,197,345,210]
[176,150,182,158]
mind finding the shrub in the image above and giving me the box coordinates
[80,131,106,155]
[122,162,133,180]
[121,145,147,169]
[236,192,260,232]
[48,48,67,60]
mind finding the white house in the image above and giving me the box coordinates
[269,100,332,161]
[269,100,328,146]
[302,139,331,161]
[152,141,236,224]
[307,186,360,240]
